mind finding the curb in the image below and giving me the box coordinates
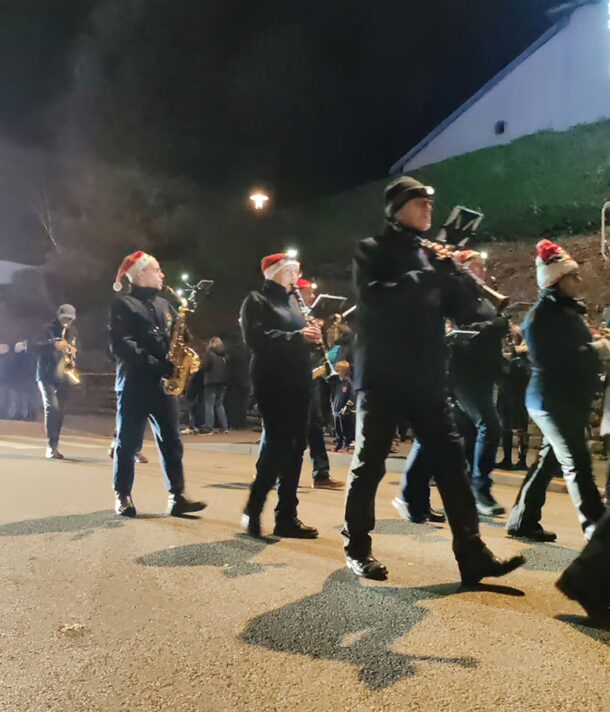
[183,440,569,494]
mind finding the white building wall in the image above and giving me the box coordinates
[402,2,610,171]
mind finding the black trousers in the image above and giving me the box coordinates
[38,381,69,449]
[343,389,484,562]
[246,385,310,522]
[309,380,330,478]
[113,383,184,496]
[226,384,250,429]
[558,510,610,609]
[507,406,605,539]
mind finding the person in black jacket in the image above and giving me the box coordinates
[556,510,610,626]
[240,252,322,539]
[506,240,608,543]
[328,360,355,451]
[35,304,78,459]
[448,250,509,516]
[201,336,229,433]
[297,277,343,490]
[343,176,525,583]
[225,329,251,430]
[109,251,206,518]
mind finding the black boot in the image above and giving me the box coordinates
[273,517,318,539]
[458,547,526,586]
[241,512,262,538]
[556,568,610,625]
[345,553,388,581]
[167,494,207,516]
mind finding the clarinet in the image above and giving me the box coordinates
[291,285,338,379]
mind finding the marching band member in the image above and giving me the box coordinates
[240,253,322,538]
[35,304,78,459]
[296,277,343,489]
[343,176,524,583]
[506,240,608,542]
[109,251,206,518]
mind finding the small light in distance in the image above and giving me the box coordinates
[249,192,270,210]
[181,273,189,282]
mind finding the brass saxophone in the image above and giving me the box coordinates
[61,326,80,385]
[162,289,201,396]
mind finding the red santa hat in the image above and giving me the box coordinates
[260,253,300,281]
[535,239,578,290]
[113,251,155,292]
[296,277,313,290]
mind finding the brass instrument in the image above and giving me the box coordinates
[417,237,510,312]
[60,326,80,385]
[162,288,201,396]
[291,285,338,380]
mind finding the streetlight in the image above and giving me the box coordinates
[181,273,189,282]
[249,191,270,211]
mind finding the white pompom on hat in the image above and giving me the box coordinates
[535,239,579,290]
[113,251,155,291]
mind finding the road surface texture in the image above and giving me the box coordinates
[0,420,608,712]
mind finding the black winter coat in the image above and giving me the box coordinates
[352,223,477,395]
[240,279,310,394]
[523,291,601,416]
[35,319,79,385]
[109,285,176,392]
[202,346,228,385]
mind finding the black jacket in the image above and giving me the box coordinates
[329,374,355,414]
[240,280,310,392]
[35,319,79,385]
[109,285,176,391]
[352,223,476,394]
[524,290,601,415]
[202,346,228,385]
[450,279,508,384]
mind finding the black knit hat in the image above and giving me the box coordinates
[384,176,435,219]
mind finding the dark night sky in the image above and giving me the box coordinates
[0,0,560,204]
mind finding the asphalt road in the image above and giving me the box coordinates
[0,422,608,711]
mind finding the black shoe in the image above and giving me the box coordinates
[167,494,207,516]
[108,442,115,459]
[241,512,262,538]
[507,526,557,543]
[556,571,610,624]
[459,547,526,586]
[273,518,319,539]
[114,493,136,517]
[495,459,513,470]
[427,508,447,523]
[345,554,388,581]
[512,460,528,472]
[475,494,506,517]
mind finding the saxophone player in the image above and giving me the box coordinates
[240,252,322,538]
[109,251,206,518]
[35,304,78,459]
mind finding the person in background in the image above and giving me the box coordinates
[296,277,343,490]
[35,304,79,459]
[506,240,608,543]
[328,360,355,452]
[201,336,229,434]
[225,328,251,430]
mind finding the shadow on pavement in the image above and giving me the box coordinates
[0,510,125,537]
[555,614,610,645]
[136,535,284,578]
[516,542,579,574]
[241,568,479,690]
[363,518,448,544]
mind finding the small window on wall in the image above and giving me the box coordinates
[495,121,506,135]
